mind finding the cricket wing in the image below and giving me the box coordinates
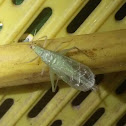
[52,56,95,92]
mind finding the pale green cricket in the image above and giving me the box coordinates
[30,44,95,92]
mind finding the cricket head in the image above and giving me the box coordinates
[30,42,37,49]
[30,44,35,49]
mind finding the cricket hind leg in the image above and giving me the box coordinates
[40,64,47,76]
[49,68,59,92]
[55,40,92,58]
[58,46,82,55]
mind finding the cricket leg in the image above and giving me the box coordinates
[42,36,47,48]
[58,47,80,55]
[33,29,37,36]
[41,68,45,76]
[49,68,56,92]
[37,36,47,48]
[30,36,47,49]
[30,36,47,47]
[54,40,92,58]
[54,77,59,91]
[54,39,73,52]
[59,46,91,58]
[40,64,47,76]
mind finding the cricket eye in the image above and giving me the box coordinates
[30,45,35,49]
[30,45,32,49]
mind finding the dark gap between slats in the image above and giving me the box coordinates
[0,98,14,119]
[50,120,62,126]
[116,112,126,126]
[115,3,126,21]
[28,87,58,118]
[116,80,126,95]
[67,0,101,33]
[82,108,105,126]
[12,0,24,5]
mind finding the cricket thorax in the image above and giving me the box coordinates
[40,50,61,66]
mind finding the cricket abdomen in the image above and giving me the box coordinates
[49,54,95,92]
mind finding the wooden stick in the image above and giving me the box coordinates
[0,30,126,88]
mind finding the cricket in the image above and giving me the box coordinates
[24,34,95,92]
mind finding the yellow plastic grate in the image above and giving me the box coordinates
[0,0,125,126]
